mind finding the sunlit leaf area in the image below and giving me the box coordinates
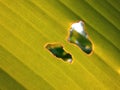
[0,0,120,90]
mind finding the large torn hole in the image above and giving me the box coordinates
[68,21,93,54]
[45,43,73,63]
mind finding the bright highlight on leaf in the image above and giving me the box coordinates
[68,21,93,54]
[45,43,72,63]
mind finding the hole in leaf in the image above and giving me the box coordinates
[45,43,73,63]
[68,21,93,54]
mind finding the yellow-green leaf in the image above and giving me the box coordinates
[0,0,120,90]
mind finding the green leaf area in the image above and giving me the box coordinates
[0,0,120,90]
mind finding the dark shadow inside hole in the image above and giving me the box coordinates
[45,43,73,63]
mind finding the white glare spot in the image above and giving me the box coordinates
[67,59,72,63]
[75,40,79,44]
[71,21,84,34]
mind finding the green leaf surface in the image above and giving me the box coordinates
[0,0,120,90]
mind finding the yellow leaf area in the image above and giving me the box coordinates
[0,0,120,90]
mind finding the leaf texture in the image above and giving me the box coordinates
[0,0,120,90]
